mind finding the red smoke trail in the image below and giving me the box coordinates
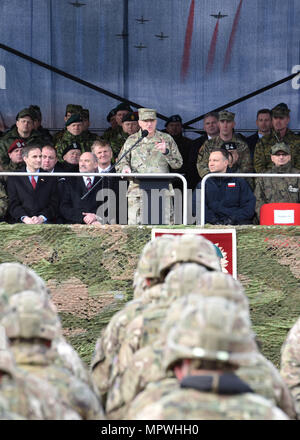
[223,0,243,72]
[206,20,219,73]
[180,0,195,82]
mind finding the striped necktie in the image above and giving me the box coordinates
[86,177,92,189]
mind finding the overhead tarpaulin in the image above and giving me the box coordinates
[0,0,299,134]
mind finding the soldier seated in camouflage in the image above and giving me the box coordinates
[55,113,93,162]
[196,110,253,180]
[1,291,105,420]
[28,105,53,145]
[52,103,83,145]
[0,108,45,170]
[254,103,300,172]
[130,295,289,420]
[254,142,300,221]
[103,108,118,135]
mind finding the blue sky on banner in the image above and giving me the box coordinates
[0,0,299,132]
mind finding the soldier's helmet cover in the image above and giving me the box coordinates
[136,235,175,280]
[161,264,249,308]
[1,290,61,341]
[163,295,256,371]
[158,234,222,277]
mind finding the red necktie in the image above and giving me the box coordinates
[31,176,36,189]
[86,177,92,189]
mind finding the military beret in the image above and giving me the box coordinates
[62,142,81,158]
[271,103,290,117]
[222,142,237,151]
[218,110,235,121]
[271,142,291,155]
[80,109,89,120]
[106,108,117,123]
[16,108,35,121]
[138,108,157,121]
[7,139,26,154]
[65,113,83,127]
[122,112,139,123]
[115,103,133,113]
[165,115,182,127]
[65,104,83,116]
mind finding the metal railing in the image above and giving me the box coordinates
[0,171,188,225]
[199,172,300,226]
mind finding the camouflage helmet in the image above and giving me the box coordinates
[0,325,17,377]
[163,295,256,371]
[0,262,48,296]
[1,290,61,341]
[136,235,175,280]
[158,234,222,278]
[162,264,248,308]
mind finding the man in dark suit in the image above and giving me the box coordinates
[59,151,118,224]
[246,109,272,161]
[7,145,59,224]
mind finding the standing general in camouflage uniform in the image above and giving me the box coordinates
[254,142,300,219]
[254,103,300,172]
[131,295,289,420]
[116,108,183,225]
[1,291,105,420]
[0,108,45,170]
[55,113,94,162]
[196,110,253,180]
[281,316,300,419]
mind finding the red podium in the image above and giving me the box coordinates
[260,203,300,225]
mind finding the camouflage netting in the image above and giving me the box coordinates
[0,224,299,368]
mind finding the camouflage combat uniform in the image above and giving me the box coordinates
[122,273,295,420]
[55,130,94,162]
[0,263,92,385]
[1,291,105,420]
[131,295,289,420]
[254,161,300,218]
[116,129,183,224]
[196,134,253,179]
[280,316,300,419]
[254,129,300,172]
[0,329,81,420]
[0,126,43,170]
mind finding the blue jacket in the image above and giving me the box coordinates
[204,170,256,225]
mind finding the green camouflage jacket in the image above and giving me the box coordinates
[55,130,94,162]
[254,162,300,218]
[0,126,44,169]
[197,134,253,179]
[254,129,300,172]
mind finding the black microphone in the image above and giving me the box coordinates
[141,130,149,138]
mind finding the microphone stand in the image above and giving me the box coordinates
[81,130,148,200]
